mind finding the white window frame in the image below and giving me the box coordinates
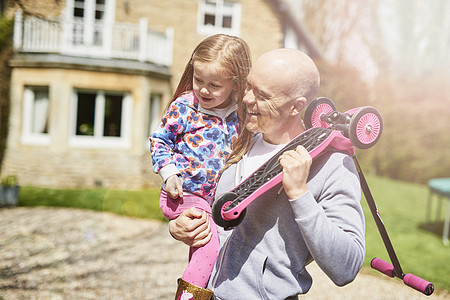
[197,0,242,36]
[62,0,115,57]
[21,86,51,145]
[148,94,162,135]
[69,89,132,149]
[147,93,162,149]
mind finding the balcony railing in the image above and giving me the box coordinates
[13,10,173,66]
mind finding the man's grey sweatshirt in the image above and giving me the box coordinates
[208,151,365,300]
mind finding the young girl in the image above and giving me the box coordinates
[149,34,251,299]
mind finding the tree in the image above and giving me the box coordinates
[0,16,13,173]
[295,0,450,183]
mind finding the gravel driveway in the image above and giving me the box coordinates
[0,207,448,299]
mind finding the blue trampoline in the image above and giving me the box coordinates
[427,178,450,245]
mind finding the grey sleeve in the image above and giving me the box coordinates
[289,152,365,286]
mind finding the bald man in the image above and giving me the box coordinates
[171,49,365,299]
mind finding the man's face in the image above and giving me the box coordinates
[243,63,293,139]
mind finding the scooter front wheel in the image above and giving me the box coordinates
[212,192,246,230]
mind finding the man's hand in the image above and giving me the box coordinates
[165,174,183,199]
[279,145,312,199]
[169,207,212,248]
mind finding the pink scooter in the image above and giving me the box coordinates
[212,97,434,296]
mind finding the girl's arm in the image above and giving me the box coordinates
[165,174,183,199]
[149,101,186,175]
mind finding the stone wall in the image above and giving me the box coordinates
[114,0,283,88]
[1,146,161,189]
[1,66,168,189]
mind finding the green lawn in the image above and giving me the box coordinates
[17,175,450,292]
[19,186,166,222]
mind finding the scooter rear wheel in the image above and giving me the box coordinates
[212,192,246,230]
[304,97,336,129]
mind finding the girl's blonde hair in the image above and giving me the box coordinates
[170,34,251,108]
[170,34,252,169]
[224,98,253,168]
[224,117,253,168]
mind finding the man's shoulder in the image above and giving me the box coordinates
[315,150,351,165]
[311,151,356,177]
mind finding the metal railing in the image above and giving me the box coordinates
[13,10,173,66]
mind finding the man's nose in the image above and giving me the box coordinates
[243,90,254,104]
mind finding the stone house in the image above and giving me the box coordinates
[1,0,320,189]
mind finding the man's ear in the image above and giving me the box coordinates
[290,97,307,116]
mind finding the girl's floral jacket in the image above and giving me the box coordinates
[149,91,240,204]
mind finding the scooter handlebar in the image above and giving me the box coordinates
[403,273,434,296]
[370,258,434,296]
[370,257,394,277]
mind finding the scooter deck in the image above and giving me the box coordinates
[216,127,354,223]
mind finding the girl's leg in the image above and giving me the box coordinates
[182,212,219,288]
[159,188,185,220]
[160,189,219,287]
[160,190,216,298]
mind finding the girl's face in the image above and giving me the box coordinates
[192,61,235,110]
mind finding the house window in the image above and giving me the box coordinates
[70,90,132,148]
[21,86,50,145]
[68,0,110,48]
[197,0,242,36]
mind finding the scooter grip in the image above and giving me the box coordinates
[403,273,434,296]
[370,257,394,277]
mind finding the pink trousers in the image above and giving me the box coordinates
[160,189,219,288]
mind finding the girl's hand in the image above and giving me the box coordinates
[166,174,183,199]
[169,207,212,247]
[278,145,312,199]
